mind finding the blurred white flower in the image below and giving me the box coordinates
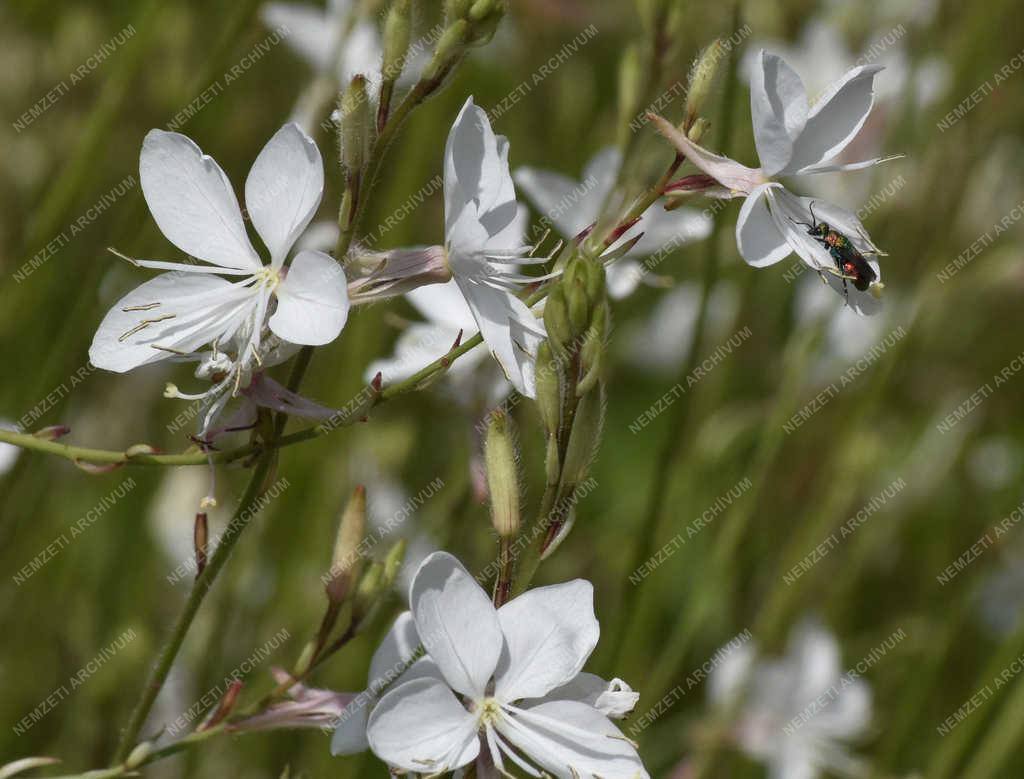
[709,620,871,779]
[0,419,20,477]
[262,0,380,83]
[967,436,1021,492]
[441,97,548,398]
[653,50,896,314]
[89,124,349,432]
[514,147,712,299]
[365,551,648,778]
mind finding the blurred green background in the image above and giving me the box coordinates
[2,0,1023,776]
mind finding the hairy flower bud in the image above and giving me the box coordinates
[340,76,372,174]
[567,278,590,338]
[534,341,561,437]
[685,39,723,131]
[543,286,573,349]
[325,486,367,605]
[428,20,470,78]
[382,0,412,82]
[561,386,604,490]
[485,411,520,539]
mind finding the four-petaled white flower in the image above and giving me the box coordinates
[514,147,712,299]
[708,620,871,779]
[89,123,349,430]
[653,50,898,315]
[442,97,549,398]
[365,551,649,778]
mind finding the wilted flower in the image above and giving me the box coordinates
[653,50,898,314]
[233,668,359,732]
[708,620,871,779]
[515,147,712,298]
[365,551,648,777]
[89,124,349,432]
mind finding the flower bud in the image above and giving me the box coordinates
[687,117,711,144]
[382,0,412,82]
[561,386,604,489]
[339,76,372,174]
[325,486,367,605]
[485,411,520,539]
[382,537,407,590]
[617,44,644,133]
[577,313,606,397]
[445,0,472,20]
[543,286,573,349]
[32,424,70,441]
[466,0,505,45]
[352,561,384,622]
[428,20,470,77]
[347,245,451,304]
[534,341,561,437]
[567,278,590,338]
[685,39,723,131]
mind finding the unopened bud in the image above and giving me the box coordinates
[382,537,408,590]
[577,315,606,397]
[545,436,560,485]
[534,341,561,437]
[382,0,412,82]
[543,286,573,349]
[687,117,711,144]
[685,39,723,131]
[326,486,367,604]
[584,259,605,304]
[125,443,160,458]
[466,0,504,44]
[32,425,70,441]
[485,411,520,539]
[429,20,470,76]
[618,44,644,134]
[567,279,590,338]
[561,387,604,488]
[340,76,372,174]
[353,562,385,621]
[445,0,472,20]
[125,741,154,770]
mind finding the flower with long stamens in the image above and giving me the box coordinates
[89,123,349,420]
[652,50,899,315]
[440,97,550,398]
[708,620,871,779]
[364,551,649,778]
[514,147,712,299]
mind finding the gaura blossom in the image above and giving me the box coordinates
[514,147,712,299]
[708,620,871,779]
[653,50,899,315]
[365,551,648,778]
[89,123,349,429]
[440,97,549,398]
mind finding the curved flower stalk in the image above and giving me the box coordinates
[652,50,899,315]
[364,552,648,778]
[708,620,872,779]
[515,147,712,298]
[89,123,349,433]
[438,97,550,398]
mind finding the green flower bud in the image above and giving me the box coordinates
[544,286,573,349]
[340,76,372,174]
[561,386,604,489]
[428,20,470,78]
[687,117,711,144]
[446,0,473,21]
[485,411,520,539]
[584,259,605,304]
[382,537,408,590]
[577,318,606,397]
[545,435,561,486]
[352,561,384,621]
[534,341,561,437]
[685,39,723,131]
[382,0,412,83]
[617,44,644,133]
[567,278,590,338]
[325,486,367,605]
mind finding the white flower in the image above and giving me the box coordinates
[709,620,871,779]
[653,50,897,315]
[365,551,648,778]
[262,0,381,84]
[89,124,349,427]
[442,97,548,398]
[0,420,21,477]
[514,147,712,299]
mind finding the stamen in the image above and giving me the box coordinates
[118,314,176,342]
[122,302,161,312]
[107,246,139,266]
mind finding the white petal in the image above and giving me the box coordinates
[581,147,623,201]
[784,65,884,174]
[751,51,808,175]
[261,2,335,72]
[650,115,764,195]
[605,261,643,300]
[366,677,480,773]
[245,123,324,267]
[410,551,503,698]
[533,673,639,720]
[736,183,791,267]
[269,250,349,345]
[368,611,422,695]
[455,278,544,398]
[494,580,599,702]
[407,279,478,330]
[498,701,649,779]
[139,130,260,271]
[707,639,756,706]
[330,700,370,755]
[89,273,259,372]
